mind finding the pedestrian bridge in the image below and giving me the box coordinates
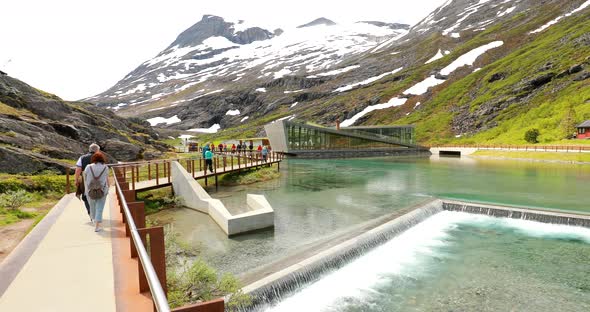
[0,153,282,311]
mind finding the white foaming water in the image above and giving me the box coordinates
[263,211,590,311]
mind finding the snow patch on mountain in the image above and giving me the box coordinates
[426,50,444,64]
[147,115,181,126]
[341,98,407,127]
[440,41,503,75]
[334,67,403,93]
[226,109,240,116]
[188,124,221,133]
[404,76,446,95]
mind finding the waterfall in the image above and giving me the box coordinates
[442,202,590,228]
[242,201,443,311]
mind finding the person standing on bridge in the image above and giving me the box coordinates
[262,146,268,163]
[75,143,100,220]
[202,142,210,158]
[83,151,109,232]
[205,148,214,173]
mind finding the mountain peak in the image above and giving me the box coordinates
[169,15,274,48]
[297,17,336,28]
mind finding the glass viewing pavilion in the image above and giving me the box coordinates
[264,120,425,158]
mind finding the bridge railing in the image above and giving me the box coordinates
[111,167,225,312]
[426,144,590,152]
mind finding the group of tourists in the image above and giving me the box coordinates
[192,142,271,155]
[74,143,109,232]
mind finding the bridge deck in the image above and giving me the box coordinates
[132,159,279,191]
[0,192,117,311]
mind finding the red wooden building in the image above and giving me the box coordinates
[577,120,590,139]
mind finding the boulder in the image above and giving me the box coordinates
[488,72,506,83]
[101,139,144,161]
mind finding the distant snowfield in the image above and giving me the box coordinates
[187,124,221,133]
[530,0,590,34]
[226,109,240,116]
[147,115,181,126]
[341,98,407,127]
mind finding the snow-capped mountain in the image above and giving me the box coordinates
[89,0,590,145]
[89,15,408,116]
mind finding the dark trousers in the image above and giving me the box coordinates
[206,159,213,172]
[82,194,90,215]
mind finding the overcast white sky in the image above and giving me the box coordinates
[0,0,446,100]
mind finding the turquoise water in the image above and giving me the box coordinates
[262,211,590,312]
[149,156,590,276]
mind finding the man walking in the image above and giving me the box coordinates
[75,143,100,219]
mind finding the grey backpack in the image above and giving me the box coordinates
[88,166,107,200]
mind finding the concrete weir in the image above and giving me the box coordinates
[443,200,590,228]
[170,161,274,236]
[241,200,443,310]
[241,199,590,310]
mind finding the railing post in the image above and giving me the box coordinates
[148,163,152,181]
[137,226,167,297]
[128,202,146,256]
[191,159,195,179]
[66,167,71,194]
[231,155,234,171]
[156,163,160,186]
[168,162,171,184]
[214,157,218,192]
[131,166,136,191]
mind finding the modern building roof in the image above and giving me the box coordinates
[577,120,590,128]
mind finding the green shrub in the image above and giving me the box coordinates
[0,190,33,210]
[164,226,251,310]
[219,167,280,186]
[0,174,66,194]
[524,129,540,144]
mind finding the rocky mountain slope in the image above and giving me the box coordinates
[90,0,590,145]
[0,74,167,174]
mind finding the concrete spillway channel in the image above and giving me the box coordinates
[170,161,274,236]
[240,199,590,311]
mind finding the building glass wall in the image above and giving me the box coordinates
[341,127,415,145]
[285,123,414,150]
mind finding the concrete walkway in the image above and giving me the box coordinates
[0,191,117,312]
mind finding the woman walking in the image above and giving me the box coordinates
[83,151,109,232]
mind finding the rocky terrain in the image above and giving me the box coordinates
[0,74,168,174]
[89,0,590,144]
